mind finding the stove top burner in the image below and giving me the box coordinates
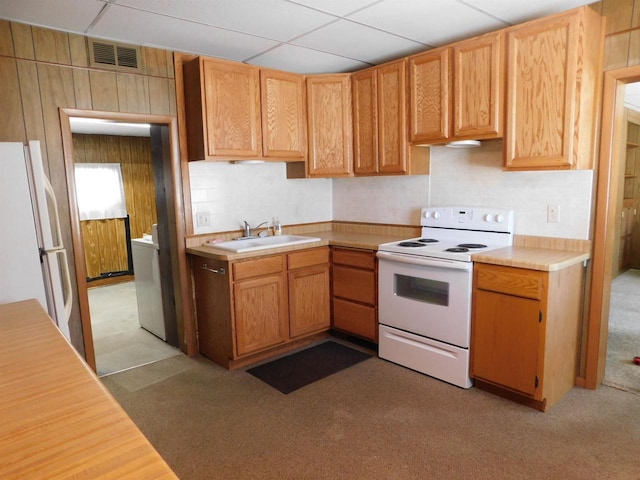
[398,241,426,248]
[445,247,469,253]
[457,243,487,249]
[418,238,439,243]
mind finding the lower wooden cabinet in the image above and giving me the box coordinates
[331,247,378,342]
[191,247,330,368]
[470,262,584,411]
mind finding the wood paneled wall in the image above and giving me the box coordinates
[0,20,176,355]
[590,0,640,69]
[73,134,157,279]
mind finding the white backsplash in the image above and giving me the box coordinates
[189,141,594,240]
[189,161,332,235]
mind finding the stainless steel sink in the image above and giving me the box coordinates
[205,235,321,253]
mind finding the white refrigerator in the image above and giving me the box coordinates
[0,141,72,340]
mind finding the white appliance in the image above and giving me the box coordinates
[0,141,72,339]
[377,206,514,388]
[131,228,166,340]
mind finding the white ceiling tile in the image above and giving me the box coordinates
[90,5,279,61]
[293,19,425,64]
[348,0,508,47]
[0,0,105,33]
[286,0,381,17]
[462,0,592,24]
[113,0,337,41]
[248,44,370,74]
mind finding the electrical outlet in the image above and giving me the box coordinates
[547,205,559,223]
[196,212,211,227]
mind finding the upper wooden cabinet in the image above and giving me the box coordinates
[305,74,353,178]
[183,57,262,160]
[181,57,306,161]
[260,69,306,159]
[409,47,451,144]
[409,31,504,145]
[453,31,504,140]
[353,59,408,175]
[503,7,604,170]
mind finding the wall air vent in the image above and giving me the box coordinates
[88,39,143,73]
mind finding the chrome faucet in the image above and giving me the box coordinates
[241,220,269,239]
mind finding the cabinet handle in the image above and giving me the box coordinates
[201,264,226,275]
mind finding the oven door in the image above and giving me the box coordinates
[377,251,473,348]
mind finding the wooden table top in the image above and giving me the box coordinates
[0,299,178,479]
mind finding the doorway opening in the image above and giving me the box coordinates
[60,109,196,373]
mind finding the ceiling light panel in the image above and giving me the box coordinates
[90,5,279,61]
[348,0,508,47]
[113,0,337,42]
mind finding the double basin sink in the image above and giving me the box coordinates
[206,234,321,253]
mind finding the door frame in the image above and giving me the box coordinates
[585,65,640,388]
[59,108,196,371]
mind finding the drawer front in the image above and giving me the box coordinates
[475,264,543,300]
[332,298,377,341]
[332,265,376,304]
[233,255,285,281]
[332,247,375,270]
[288,247,329,270]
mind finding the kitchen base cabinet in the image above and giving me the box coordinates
[331,247,378,342]
[470,262,584,411]
[191,247,330,369]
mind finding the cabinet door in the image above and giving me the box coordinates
[409,47,451,143]
[306,74,353,177]
[260,69,306,159]
[472,289,540,397]
[453,31,503,140]
[233,274,289,356]
[504,13,578,169]
[202,58,262,157]
[352,68,378,175]
[289,265,330,338]
[378,59,407,174]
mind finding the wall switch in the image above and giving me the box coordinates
[196,212,211,227]
[547,205,559,223]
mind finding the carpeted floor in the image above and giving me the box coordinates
[88,281,180,377]
[603,269,640,394]
[102,339,640,480]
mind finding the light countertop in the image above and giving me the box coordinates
[472,246,590,271]
[0,299,177,479]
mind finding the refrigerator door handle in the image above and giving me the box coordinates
[42,168,65,251]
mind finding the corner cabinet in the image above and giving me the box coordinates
[191,247,330,369]
[182,56,307,162]
[183,57,262,160]
[408,30,504,145]
[503,7,605,170]
[470,262,584,411]
[305,74,353,178]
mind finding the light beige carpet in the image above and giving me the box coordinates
[603,268,640,394]
[103,342,640,480]
[88,281,180,377]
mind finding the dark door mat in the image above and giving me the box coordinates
[246,341,371,394]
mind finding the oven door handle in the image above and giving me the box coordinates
[376,250,472,271]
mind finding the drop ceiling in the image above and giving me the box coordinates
[2,0,594,75]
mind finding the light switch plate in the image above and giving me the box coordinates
[196,212,211,227]
[547,205,559,223]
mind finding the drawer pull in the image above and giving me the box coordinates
[201,264,226,275]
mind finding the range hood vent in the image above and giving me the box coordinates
[88,39,143,72]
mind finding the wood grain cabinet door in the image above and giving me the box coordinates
[260,69,306,159]
[202,58,262,157]
[306,74,353,177]
[233,274,289,356]
[453,31,503,140]
[409,47,451,144]
[471,289,541,397]
[377,59,407,174]
[288,265,330,338]
[352,67,378,175]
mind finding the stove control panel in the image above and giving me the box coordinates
[421,206,514,233]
